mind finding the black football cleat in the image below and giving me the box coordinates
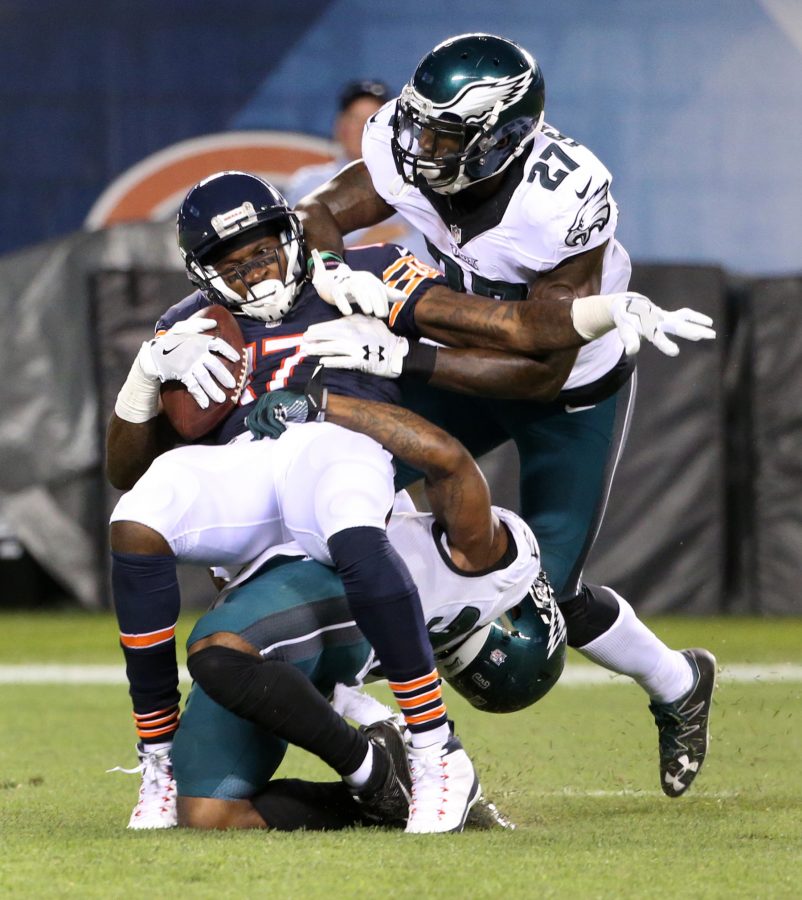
[649,648,717,797]
[351,718,412,827]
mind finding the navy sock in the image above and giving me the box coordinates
[327,526,435,682]
[328,527,435,681]
[328,526,448,737]
[111,550,181,741]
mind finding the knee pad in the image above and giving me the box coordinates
[558,583,621,648]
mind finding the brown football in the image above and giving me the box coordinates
[160,305,248,440]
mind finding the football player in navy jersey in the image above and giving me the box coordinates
[106,171,482,833]
[295,33,718,800]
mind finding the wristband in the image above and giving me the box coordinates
[114,353,161,424]
[306,251,345,276]
[403,341,437,382]
[570,294,616,342]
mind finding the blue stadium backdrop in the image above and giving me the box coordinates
[1,0,801,273]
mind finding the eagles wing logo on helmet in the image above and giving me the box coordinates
[527,574,567,660]
[565,180,612,247]
[416,70,535,124]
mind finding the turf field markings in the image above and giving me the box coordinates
[539,788,743,799]
[1,663,801,684]
[0,664,191,684]
[557,662,802,686]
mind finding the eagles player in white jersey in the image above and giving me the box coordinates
[295,33,717,799]
[173,391,565,832]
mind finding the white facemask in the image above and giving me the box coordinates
[195,228,303,322]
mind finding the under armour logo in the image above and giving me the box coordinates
[362,344,385,362]
[664,754,699,792]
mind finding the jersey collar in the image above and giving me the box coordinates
[418,143,534,247]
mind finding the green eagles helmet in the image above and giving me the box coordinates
[391,32,545,195]
[437,572,566,713]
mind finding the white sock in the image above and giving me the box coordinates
[141,740,172,754]
[331,683,395,727]
[409,722,451,750]
[343,743,374,789]
[578,589,694,703]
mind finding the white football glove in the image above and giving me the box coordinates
[138,317,241,409]
[301,315,410,378]
[571,291,716,357]
[310,248,406,318]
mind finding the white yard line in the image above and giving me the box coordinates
[0,665,191,684]
[557,662,802,685]
[1,663,801,685]
[538,788,744,799]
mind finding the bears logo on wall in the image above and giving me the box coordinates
[84,131,336,229]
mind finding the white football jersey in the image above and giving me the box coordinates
[220,504,540,637]
[387,505,541,636]
[363,103,632,389]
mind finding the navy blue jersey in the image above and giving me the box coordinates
[157,243,447,444]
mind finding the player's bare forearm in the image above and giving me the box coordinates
[430,346,578,401]
[324,394,498,566]
[414,242,608,355]
[295,161,394,251]
[106,412,178,491]
[415,286,580,354]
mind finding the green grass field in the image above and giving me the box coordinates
[2,612,801,899]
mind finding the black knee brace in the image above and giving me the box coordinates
[251,779,363,831]
[187,645,367,775]
[558,583,621,648]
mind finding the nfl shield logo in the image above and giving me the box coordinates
[450,224,462,243]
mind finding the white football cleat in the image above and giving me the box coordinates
[405,734,480,833]
[116,743,177,830]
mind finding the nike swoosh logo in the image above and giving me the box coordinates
[576,178,592,199]
[161,344,181,355]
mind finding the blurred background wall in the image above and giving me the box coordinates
[1,1,800,613]
[3,0,801,271]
